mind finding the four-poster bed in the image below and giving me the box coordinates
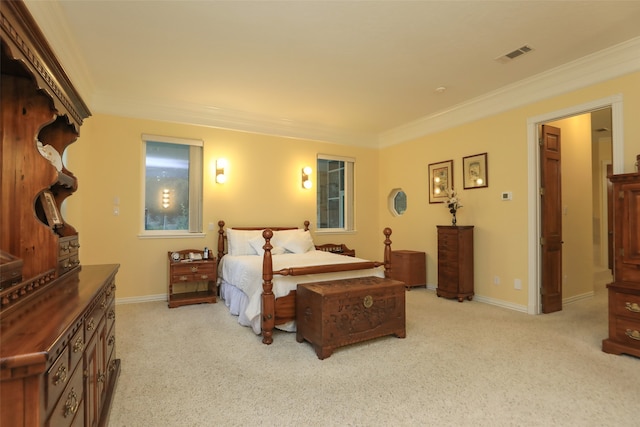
[216,220,394,344]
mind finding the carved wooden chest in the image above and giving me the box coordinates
[296,276,406,359]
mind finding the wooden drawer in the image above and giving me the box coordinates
[611,317,640,349]
[172,262,215,282]
[46,347,70,409]
[85,298,105,342]
[69,327,85,375]
[610,290,640,320]
[46,363,84,427]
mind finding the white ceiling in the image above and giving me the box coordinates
[25,1,640,147]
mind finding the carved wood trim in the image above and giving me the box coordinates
[0,1,90,131]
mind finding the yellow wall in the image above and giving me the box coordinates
[66,72,640,308]
[378,72,640,309]
[65,115,381,299]
[547,115,593,300]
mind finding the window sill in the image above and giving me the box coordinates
[314,229,357,236]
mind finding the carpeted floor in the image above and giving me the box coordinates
[108,285,638,426]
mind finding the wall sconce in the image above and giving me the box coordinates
[162,189,171,208]
[302,166,312,189]
[216,158,228,184]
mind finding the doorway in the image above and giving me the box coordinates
[526,95,624,315]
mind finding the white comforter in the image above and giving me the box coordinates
[218,250,384,333]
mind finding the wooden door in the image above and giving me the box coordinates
[540,125,563,313]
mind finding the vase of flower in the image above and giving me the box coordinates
[445,188,462,226]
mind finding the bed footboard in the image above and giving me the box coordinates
[261,227,393,345]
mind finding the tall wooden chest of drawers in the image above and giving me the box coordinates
[437,226,474,302]
[602,166,640,358]
[389,250,426,289]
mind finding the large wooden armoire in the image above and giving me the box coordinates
[602,155,640,358]
[1,2,120,426]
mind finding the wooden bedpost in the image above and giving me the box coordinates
[383,227,392,278]
[304,220,310,231]
[217,221,226,261]
[261,229,275,345]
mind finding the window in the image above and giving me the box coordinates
[142,134,203,235]
[316,154,354,231]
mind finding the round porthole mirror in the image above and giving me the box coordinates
[388,188,407,216]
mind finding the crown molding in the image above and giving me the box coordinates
[23,0,640,148]
[91,94,378,147]
[378,36,640,148]
[23,0,96,106]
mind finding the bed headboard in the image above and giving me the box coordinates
[216,220,310,261]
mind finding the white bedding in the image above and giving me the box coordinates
[218,250,384,334]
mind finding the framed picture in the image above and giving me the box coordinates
[428,160,453,203]
[40,190,63,228]
[463,152,488,189]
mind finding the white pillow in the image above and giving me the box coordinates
[248,235,285,256]
[226,228,264,256]
[276,229,315,254]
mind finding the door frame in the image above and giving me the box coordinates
[526,94,624,314]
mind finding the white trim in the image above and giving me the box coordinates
[379,37,640,147]
[563,291,595,305]
[317,153,356,162]
[141,134,203,147]
[116,294,166,305]
[526,95,623,315]
[472,295,528,314]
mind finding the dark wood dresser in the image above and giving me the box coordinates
[602,160,640,358]
[437,226,474,302]
[389,250,427,289]
[1,265,120,426]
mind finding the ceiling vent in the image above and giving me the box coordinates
[495,45,534,64]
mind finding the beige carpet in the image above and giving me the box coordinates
[108,285,638,426]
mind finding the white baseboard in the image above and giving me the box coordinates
[116,294,166,305]
[426,284,529,313]
[563,291,595,305]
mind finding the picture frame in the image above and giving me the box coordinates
[428,160,453,203]
[40,190,63,228]
[463,152,488,189]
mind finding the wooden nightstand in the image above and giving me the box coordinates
[388,250,426,289]
[167,250,217,308]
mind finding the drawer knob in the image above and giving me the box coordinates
[108,309,116,320]
[191,266,198,273]
[53,364,67,385]
[200,274,209,280]
[108,335,115,346]
[625,329,640,341]
[63,388,79,418]
[73,336,84,353]
[86,318,95,331]
[179,275,188,281]
[625,302,640,313]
